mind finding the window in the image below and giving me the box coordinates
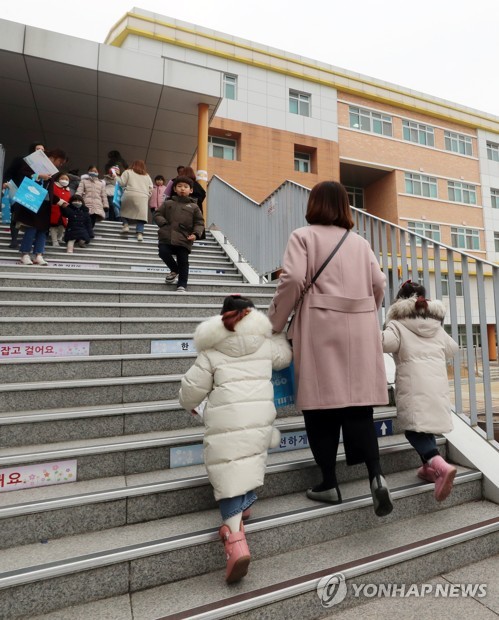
[404,173,438,198]
[486,141,499,162]
[457,325,481,349]
[407,221,441,245]
[402,120,435,147]
[444,131,473,156]
[345,186,364,210]
[451,227,480,250]
[294,152,311,173]
[441,273,463,296]
[495,232,499,252]
[208,136,237,160]
[448,181,477,205]
[223,74,237,100]
[491,188,499,209]
[349,106,392,136]
[289,90,310,117]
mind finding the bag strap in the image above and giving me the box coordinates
[293,229,350,311]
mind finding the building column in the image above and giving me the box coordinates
[197,103,209,225]
[487,324,497,362]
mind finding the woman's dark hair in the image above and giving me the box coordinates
[46,148,67,162]
[108,150,122,159]
[182,166,196,181]
[154,175,165,182]
[87,164,98,171]
[176,165,185,174]
[221,295,255,332]
[396,280,428,312]
[305,181,354,229]
[130,160,147,175]
[174,175,193,189]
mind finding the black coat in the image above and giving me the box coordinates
[61,204,94,242]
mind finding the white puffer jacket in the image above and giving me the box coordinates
[179,309,293,500]
[382,296,458,434]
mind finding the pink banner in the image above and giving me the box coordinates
[0,342,90,358]
[0,460,77,492]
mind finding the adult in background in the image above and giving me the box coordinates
[2,142,45,248]
[17,148,67,266]
[105,150,128,175]
[268,180,393,517]
[118,160,153,242]
[165,165,185,198]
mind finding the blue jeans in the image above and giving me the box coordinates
[219,491,257,520]
[20,227,46,254]
[404,431,439,463]
[121,217,144,233]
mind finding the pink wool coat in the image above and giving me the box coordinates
[268,224,388,410]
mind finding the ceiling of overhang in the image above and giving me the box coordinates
[0,48,220,179]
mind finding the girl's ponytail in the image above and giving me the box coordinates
[220,294,255,332]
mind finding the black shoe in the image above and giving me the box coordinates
[306,486,342,504]
[371,475,393,517]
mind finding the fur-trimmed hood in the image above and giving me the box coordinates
[194,309,272,357]
[386,296,447,338]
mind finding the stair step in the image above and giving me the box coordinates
[0,474,488,619]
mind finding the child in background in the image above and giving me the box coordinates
[382,281,459,501]
[179,295,292,583]
[49,172,71,247]
[153,175,204,293]
[149,175,167,217]
[61,194,94,254]
[76,165,107,227]
[103,165,120,221]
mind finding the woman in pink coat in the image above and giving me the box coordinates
[268,181,392,517]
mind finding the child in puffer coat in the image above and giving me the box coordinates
[179,295,292,584]
[60,194,94,253]
[382,281,459,502]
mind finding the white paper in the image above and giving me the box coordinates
[7,180,18,199]
[194,399,207,419]
[24,150,59,177]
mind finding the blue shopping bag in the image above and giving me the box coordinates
[13,177,48,213]
[1,190,11,224]
[113,183,123,214]
[272,362,295,408]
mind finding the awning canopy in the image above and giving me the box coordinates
[0,19,222,178]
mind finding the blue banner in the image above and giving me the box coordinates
[12,177,48,213]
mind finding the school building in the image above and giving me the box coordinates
[2,7,499,271]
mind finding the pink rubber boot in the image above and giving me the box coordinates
[429,455,457,501]
[219,522,251,583]
[417,462,438,483]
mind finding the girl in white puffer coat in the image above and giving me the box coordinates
[179,295,292,584]
[382,281,459,502]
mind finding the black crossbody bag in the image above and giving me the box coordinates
[286,230,349,343]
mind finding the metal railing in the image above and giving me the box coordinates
[207,175,499,444]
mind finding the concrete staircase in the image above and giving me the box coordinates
[0,221,497,619]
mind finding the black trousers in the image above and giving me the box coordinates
[158,243,190,288]
[303,406,382,487]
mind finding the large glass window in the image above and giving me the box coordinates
[495,232,499,252]
[345,186,364,210]
[407,221,441,245]
[223,74,237,100]
[451,226,480,250]
[404,173,438,198]
[289,90,310,117]
[486,141,499,162]
[208,136,237,160]
[491,188,499,209]
[444,130,473,156]
[349,106,392,136]
[402,120,435,147]
[448,181,477,205]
